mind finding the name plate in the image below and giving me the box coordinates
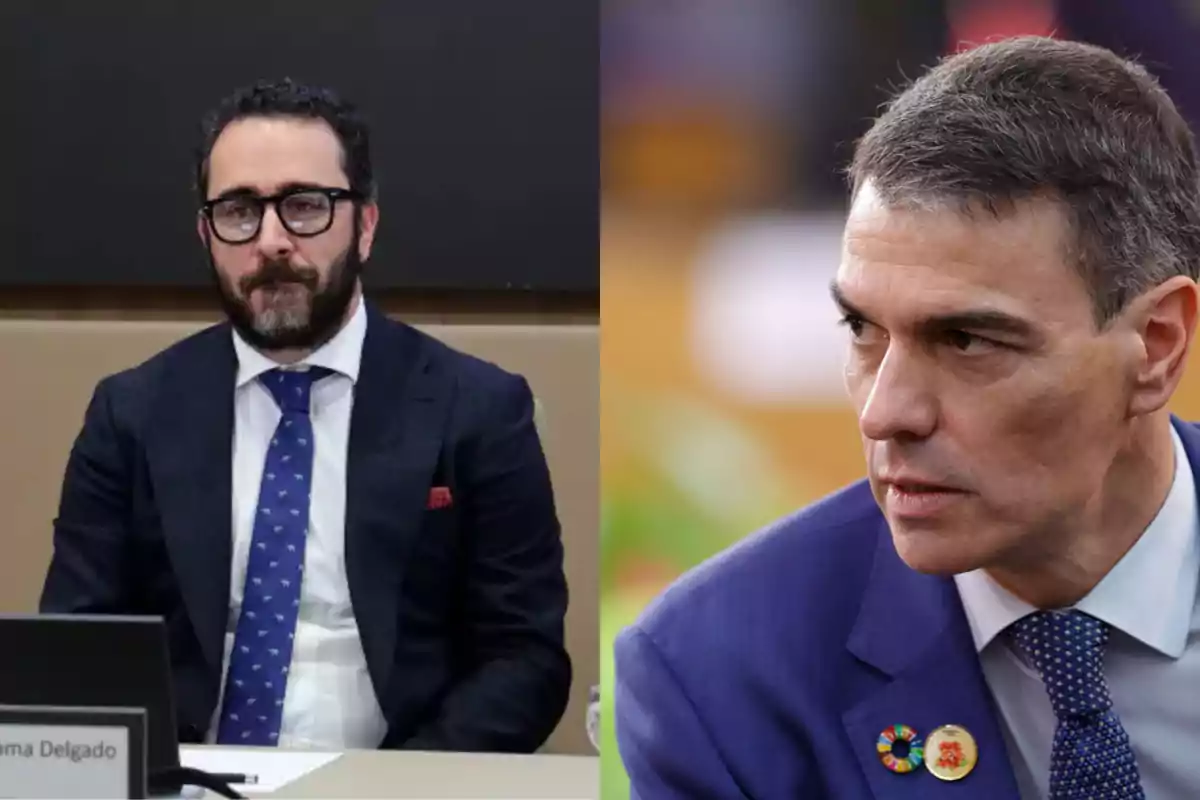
[0,706,146,799]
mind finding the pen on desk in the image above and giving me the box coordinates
[208,773,259,786]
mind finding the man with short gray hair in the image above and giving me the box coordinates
[615,36,1200,799]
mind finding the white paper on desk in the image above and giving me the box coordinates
[179,746,342,795]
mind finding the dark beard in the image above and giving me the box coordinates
[209,243,362,353]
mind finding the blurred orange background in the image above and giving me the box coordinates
[599,0,1200,796]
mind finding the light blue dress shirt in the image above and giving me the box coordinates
[955,426,1200,799]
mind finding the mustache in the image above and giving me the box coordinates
[239,260,320,294]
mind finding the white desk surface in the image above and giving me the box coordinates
[185,745,599,799]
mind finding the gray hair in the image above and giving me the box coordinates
[848,36,1200,325]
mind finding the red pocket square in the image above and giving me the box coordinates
[427,486,453,510]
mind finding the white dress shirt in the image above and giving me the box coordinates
[955,425,1200,799]
[207,297,388,749]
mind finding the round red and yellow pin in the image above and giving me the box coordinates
[924,724,978,781]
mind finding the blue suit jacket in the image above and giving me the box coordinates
[615,419,1200,798]
[40,302,571,753]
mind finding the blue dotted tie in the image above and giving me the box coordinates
[1010,610,1145,799]
[216,367,331,746]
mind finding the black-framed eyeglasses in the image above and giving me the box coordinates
[201,187,362,244]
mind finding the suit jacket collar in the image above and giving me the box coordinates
[843,521,1022,798]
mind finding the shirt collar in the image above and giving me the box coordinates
[231,294,367,388]
[954,424,1199,659]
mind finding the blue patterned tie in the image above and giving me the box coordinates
[216,366,330,746]
[1010,610,1145,799]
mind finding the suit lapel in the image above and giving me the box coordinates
[345,305,450,700]
[145,325,236,674]
[843,524,1021,799]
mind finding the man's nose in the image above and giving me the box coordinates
[255,206,295,258]
[857,346,938,442]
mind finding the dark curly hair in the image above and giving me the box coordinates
[194,77,376,205]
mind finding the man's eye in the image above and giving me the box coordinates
[838,314,866,337]
[216,202,256,220]
[944,330,996,352]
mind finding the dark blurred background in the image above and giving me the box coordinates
[0,0,597,297]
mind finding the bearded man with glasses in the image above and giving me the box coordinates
[39,78,571,756]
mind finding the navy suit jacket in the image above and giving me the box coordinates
[40,302,571,753]
[615,422,1200,797]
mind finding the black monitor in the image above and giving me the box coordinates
[0,614,180,781]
